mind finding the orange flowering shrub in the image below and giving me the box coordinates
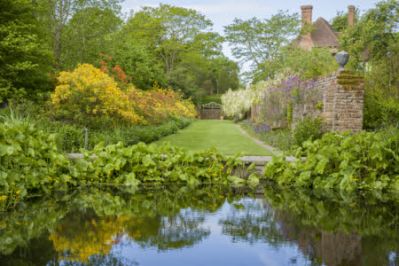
[51,64,195,127]
[99,55,130,86]
[51,64,142,127]
[127,85,197,124]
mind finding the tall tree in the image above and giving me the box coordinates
[38,0,123,69]
[224,11,300,80]
[62,7,122,69]
[0,0,52,101]
[112,4,238,98]
[340,0,399,129]
[139,4,213,74]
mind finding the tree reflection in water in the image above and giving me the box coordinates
[220,186,399,266]
[0,185,399,265]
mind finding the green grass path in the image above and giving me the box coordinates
[156,120,272,155]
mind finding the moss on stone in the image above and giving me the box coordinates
[337,71,363,88]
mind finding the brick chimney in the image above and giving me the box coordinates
[348,5,355,27]
[301,5,313,27]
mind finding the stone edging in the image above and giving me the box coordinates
[236,125,282,156]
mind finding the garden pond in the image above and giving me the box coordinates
[1,185,399,266]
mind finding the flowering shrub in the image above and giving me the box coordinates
[221,73,289,120]
[51,64,142,128]
[127,85,196,124]
[99,53,130,87]
[51,64,196,128]
[221,89,252,120]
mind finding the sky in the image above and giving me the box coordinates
[121,0,380,72]
[122,0,379,34]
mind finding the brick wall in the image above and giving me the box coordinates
[251,71,364,132]
[323,71,364,132]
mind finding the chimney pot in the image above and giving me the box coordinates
[348,5,355,27]
[301,5,313,27]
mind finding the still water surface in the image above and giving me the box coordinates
[1,186,399,266]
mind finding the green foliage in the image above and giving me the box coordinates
[0,0,52,101]
[0,185,247,259]
[338,0,399,129]
[241,122,294,152]
[60,118,192,152]
[286,102,293,128]
[77,142,247,188]
[1,103,192,152]
[196,94,222,105]
[62,7,122,69]
[224,11,300,80]
[2,184,399,264]
[340,0,399,68]
[364,89,399,129]
[0,116,257,204]
[108,42,166,90]
[1,1,239,102]
[292,117,324,146]
[113,4,239,98]
[340,0,399,129]
[264,186,399,239]
[264,129,399,192]
[330,8,359,32]
[0,114,71,202]
[256,47,337,82]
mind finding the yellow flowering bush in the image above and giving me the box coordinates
[51,64,142,127]
[127,85,197,124]
[51,64,196,127]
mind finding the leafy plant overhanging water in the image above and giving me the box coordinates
[264,129,399,192]
[0,118,257,207]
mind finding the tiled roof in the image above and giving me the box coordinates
[295,17,340,49]
[310,18,339,48]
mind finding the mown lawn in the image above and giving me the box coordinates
[156,120,272,155]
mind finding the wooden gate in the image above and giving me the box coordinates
[199,102,222,119]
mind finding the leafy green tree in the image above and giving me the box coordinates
[0,0,52,102]
[330,8,359,32]
[134,4,213,75]
[254,47,337,82]
[340,0,399,128]
[37,0,123,69]
[62,7,122,69]
[110,42,167,89]
[341,0,399,70]
[209,56,240,94]
[224,11,300,80]
[114,4,239,98]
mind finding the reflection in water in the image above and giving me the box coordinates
[0,186,399,265]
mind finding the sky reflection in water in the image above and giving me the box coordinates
[1,186,399,266]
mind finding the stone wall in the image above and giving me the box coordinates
[323,71,364,132]
[251,71,364,132]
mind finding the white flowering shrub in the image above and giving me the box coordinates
[221,73,290,120]
[221,88,253,119]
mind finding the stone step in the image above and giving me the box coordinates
[239,156,297,166]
